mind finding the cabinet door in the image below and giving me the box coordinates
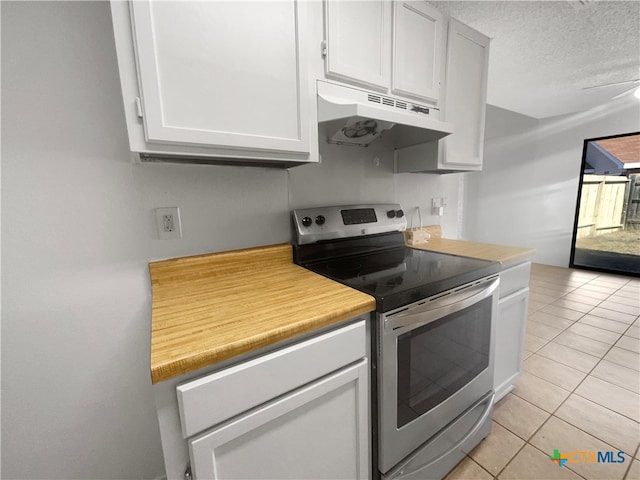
[324,0,391,91]
[189,360,370,480]
[129,1,309,154]
[392,1,443,104]
[439,18,490,169]
[494,288,529,402]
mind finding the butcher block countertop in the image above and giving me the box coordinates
[410,237,535,265]
[148,243,375,384]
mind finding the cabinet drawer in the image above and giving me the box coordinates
[189,359,369,480]
[177,319,367,438]
[499,261,531,298]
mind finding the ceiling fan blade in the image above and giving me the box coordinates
[582,79,640,90]
[611,85,640,100]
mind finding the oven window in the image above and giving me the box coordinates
[396,297,492,428]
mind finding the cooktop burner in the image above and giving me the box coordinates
[302,244,499,312]
[291,204,500,312]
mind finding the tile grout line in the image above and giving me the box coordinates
[457,267,636,479]
[525,314,640,364]
[492,270,638,480]
[621,442,640,480]
[461,455,495,480]
[545,275,638,468]
[527,276,639,377]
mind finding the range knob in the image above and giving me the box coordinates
[315,215,326,225]
[387,210,396,218]
[301,216,312,227]
[396,209,404,218]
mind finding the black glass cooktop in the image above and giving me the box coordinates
[296,235,500,312]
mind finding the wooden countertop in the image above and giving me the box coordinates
[409,237,536,265]
[148,244,375,384]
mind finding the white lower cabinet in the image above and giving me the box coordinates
[189,360,369,479]
[156,319,370,480]
[494,262,531,401]
[494,288,529,401]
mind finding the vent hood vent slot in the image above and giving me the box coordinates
[317,81,453,148]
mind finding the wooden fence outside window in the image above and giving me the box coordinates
[577,174,640,239]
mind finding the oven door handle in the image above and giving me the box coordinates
[384,278,499,332]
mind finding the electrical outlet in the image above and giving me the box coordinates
[432,197,447,216]
[162,214,175,232]
[155,207,182,240]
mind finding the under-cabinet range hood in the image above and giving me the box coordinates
[317,80,453,148]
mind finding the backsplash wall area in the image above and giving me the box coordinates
[289,141,463,235]
[1,2,460,479]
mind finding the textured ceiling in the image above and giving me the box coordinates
[431,1,640,119]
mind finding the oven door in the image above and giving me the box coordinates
[378,276,499,475]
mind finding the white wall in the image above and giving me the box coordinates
[2,3,290,479]
[463,100,640,266]
[289,142,463,236]
[1,2,459,479]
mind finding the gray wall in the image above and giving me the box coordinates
[463,102,640,266]
[1,2,461,478]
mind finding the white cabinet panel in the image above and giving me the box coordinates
[324,0,391,91]
[499,262,532,299]
[394,17,490,173]
[494,288,529,401]
[189,360,369,480]
[439,18,490,169]
[392,1,443,103]
[130,1,308,152]
[111,0,317,164]
[324,0,444,104]
[152,317,370,479]
[177,320,366,438]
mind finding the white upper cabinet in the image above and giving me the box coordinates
[323,0,443,106]
[395,16,490,172]
[438,18,490,170]
[392,1,443,103]
[111,1,317,165]
[324,0,391,91]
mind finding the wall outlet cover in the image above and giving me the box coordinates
[155,207,182,240]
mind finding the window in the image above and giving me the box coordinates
[570,132,640,276]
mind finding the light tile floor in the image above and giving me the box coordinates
[446,263,640,480]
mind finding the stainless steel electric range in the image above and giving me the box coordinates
[292,204,501,480]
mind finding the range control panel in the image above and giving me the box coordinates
[292,204,407,245]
